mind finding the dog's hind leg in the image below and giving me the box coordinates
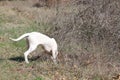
[24,45,37,63]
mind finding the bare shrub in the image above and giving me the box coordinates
[50,0,120,79]
[52,0,120,56]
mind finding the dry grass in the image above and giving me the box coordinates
[0,0,120,80]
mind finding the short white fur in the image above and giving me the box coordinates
[10,32,58,63]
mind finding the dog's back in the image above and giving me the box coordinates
[27,32,52,45]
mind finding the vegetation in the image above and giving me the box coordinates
[0,0,120,80]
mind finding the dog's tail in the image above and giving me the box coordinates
[10,33,30,41]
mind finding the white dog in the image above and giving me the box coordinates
[10,32,58,63]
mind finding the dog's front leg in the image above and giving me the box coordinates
[51,50,57,64]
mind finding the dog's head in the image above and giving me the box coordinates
[51,38,58,48]
[51,38,58,54]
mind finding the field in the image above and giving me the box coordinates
[0,0,120,80]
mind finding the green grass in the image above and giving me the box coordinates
[0,7,54,80]
[34,77,44,80]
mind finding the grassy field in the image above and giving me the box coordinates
[0,2,53,80]
[0,19,79,80]
[0,0,120,80]
[0,1,80,80]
